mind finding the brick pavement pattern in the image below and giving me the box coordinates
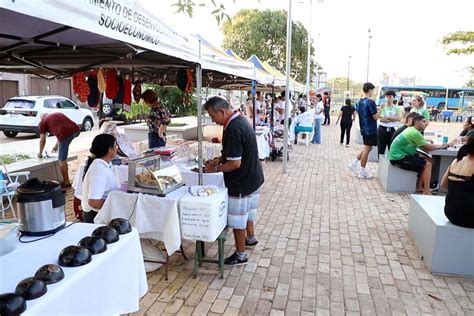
[66,121,473,315]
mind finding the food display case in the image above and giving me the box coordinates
[127,154,184,196]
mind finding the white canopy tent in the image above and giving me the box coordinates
[0,0,281,183]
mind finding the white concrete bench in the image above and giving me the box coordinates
[408,195,474,276]
[6,155,77,183]
[355,128,378,162]
[377,154,417,192]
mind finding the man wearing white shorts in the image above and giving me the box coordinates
[204,96,264,266]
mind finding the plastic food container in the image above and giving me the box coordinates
[0,222,20,256]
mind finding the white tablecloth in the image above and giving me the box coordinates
[72,164,128,199]
[95,186,189,255]
[173,163,224,187]
[0,223,147,316]
[255,126,271,159]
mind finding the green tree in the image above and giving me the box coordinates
[172,0,233,24]
[441,31,474,86]
[221,9,315,83]
[441,31,474,55]
[328,77,364,104]
[142,84,197,117]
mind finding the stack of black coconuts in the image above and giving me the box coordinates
[0,218,131,316]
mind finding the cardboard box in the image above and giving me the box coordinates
[179,187,228,242]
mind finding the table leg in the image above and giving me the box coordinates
[218,238,224,279]
[431,155,441,185]
[193,241,202,278]
[164,252,169,281]
[180,245,188,261]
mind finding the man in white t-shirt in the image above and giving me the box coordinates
[275,95,285,124]
[311,94,324,144]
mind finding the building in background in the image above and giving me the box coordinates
[0,73,72,107]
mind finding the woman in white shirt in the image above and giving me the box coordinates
[81,134,120,223]
[294,106,314,143]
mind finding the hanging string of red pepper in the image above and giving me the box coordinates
[183,68,194,106]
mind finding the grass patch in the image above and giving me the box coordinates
[0,154,31,165]
[169,123,187,127]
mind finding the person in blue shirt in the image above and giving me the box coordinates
[348,82,384,179]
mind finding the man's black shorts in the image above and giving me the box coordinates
[362,134,378,146]
[390,155,426,173]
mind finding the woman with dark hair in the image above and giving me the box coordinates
[142,89,171,149]
[441,135,474,228]
[294,105,314,143]
[336,98,356,147]
[81,134,119,223]
[459,116,474,142]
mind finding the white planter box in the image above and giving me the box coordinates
[179,187,228,242]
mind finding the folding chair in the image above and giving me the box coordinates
[0,160,30,219]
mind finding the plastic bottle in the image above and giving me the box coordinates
[437,131,443,144]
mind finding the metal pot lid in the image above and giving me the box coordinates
[17,187,46,194]
[17,178,60,194]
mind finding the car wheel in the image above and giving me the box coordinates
[82,118,93,131]
[102,104,113,117]
[3,131,18,138]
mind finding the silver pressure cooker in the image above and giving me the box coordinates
[16,178,66,236]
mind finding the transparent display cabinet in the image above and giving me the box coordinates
[127,154,184,196]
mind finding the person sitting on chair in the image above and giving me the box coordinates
[441,135,474,228]
[294,106,314,144]
[389,115,451,195]
[458,116,474,142]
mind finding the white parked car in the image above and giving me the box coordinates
[0,96,94,138]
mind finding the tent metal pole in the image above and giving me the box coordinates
[306,0,312,105]
[283,0,293,173]
[271,83,275,133]
[252,65,256,130]
[197,40,203,185]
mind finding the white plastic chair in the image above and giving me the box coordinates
[0,160,30,219]
[297,131,313,146]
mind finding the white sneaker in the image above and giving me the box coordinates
[348,161,360,174]
[358,169,373,179]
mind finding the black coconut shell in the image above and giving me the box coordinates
[107,218,132,235]
[15,277,47,300]
[58,245,92,267]
[0,293,27,316]
[92,226,119,244]
[34,264,65,285]
[78,236,107,255]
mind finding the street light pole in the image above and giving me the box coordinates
[305,0,312,105]
[347,55,351,92]
[283,0,292,173]
[366,28,372,82]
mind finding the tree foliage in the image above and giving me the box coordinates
[441,31,474,55]
[142,84,198,117]
[171,0,233,24]
[441,31,474,86]
[328,77,364,103]
[221,9,315,83]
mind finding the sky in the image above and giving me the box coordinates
[140,0,473,87]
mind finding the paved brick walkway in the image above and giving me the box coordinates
[122,121,474,315]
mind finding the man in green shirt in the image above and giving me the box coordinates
[389,115,450,195]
